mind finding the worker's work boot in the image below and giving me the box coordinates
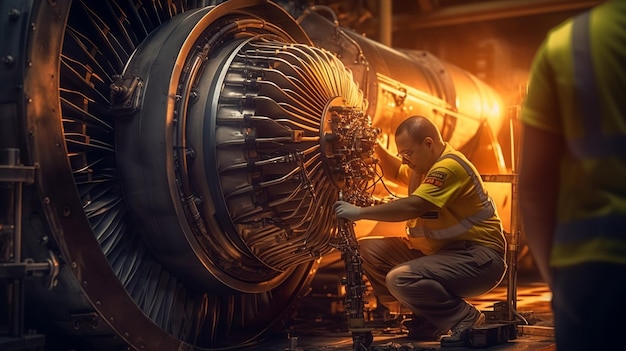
[401,315,448,341]
[440,309,485,347]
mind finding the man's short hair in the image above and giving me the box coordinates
[395,115,443,143]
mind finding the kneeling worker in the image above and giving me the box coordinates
[333,115,507,344]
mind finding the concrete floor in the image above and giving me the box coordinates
[243,275,555,351]
[250,332,555,351]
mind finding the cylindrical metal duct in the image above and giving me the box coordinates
[298,9,507,174]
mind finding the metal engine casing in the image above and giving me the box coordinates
[0,0,507,349]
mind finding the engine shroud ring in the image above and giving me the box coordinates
[18,0,358,349]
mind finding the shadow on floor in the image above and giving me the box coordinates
[245,273,554,351]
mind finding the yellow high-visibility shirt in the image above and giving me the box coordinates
[398,143,506,255]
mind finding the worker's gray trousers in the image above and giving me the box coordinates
[359,237,507,332]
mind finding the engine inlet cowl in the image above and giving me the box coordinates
[115,9,370,294]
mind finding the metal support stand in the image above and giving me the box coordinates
[337,216,373,351]
[0,148,52,351]
[481,173,527,325]
[507,176,521,322]
[334,193,373,351]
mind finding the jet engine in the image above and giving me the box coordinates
[0,0,507,350]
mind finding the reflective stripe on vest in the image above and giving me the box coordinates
[555,213,626,244]
[408,154,496,240]
[570,10,626,158]
[555,11,626,245]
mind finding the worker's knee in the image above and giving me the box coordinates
[386,266,443,302]
[385,265,426,291]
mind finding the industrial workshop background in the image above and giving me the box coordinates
[0,0,601,350]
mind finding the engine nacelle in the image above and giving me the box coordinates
[0,0,507,349]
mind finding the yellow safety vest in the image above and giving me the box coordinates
[523,2,626,267]
[400,144,506,255]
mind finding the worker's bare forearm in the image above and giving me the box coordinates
[519,191,556,287]
[518,124,562,288]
